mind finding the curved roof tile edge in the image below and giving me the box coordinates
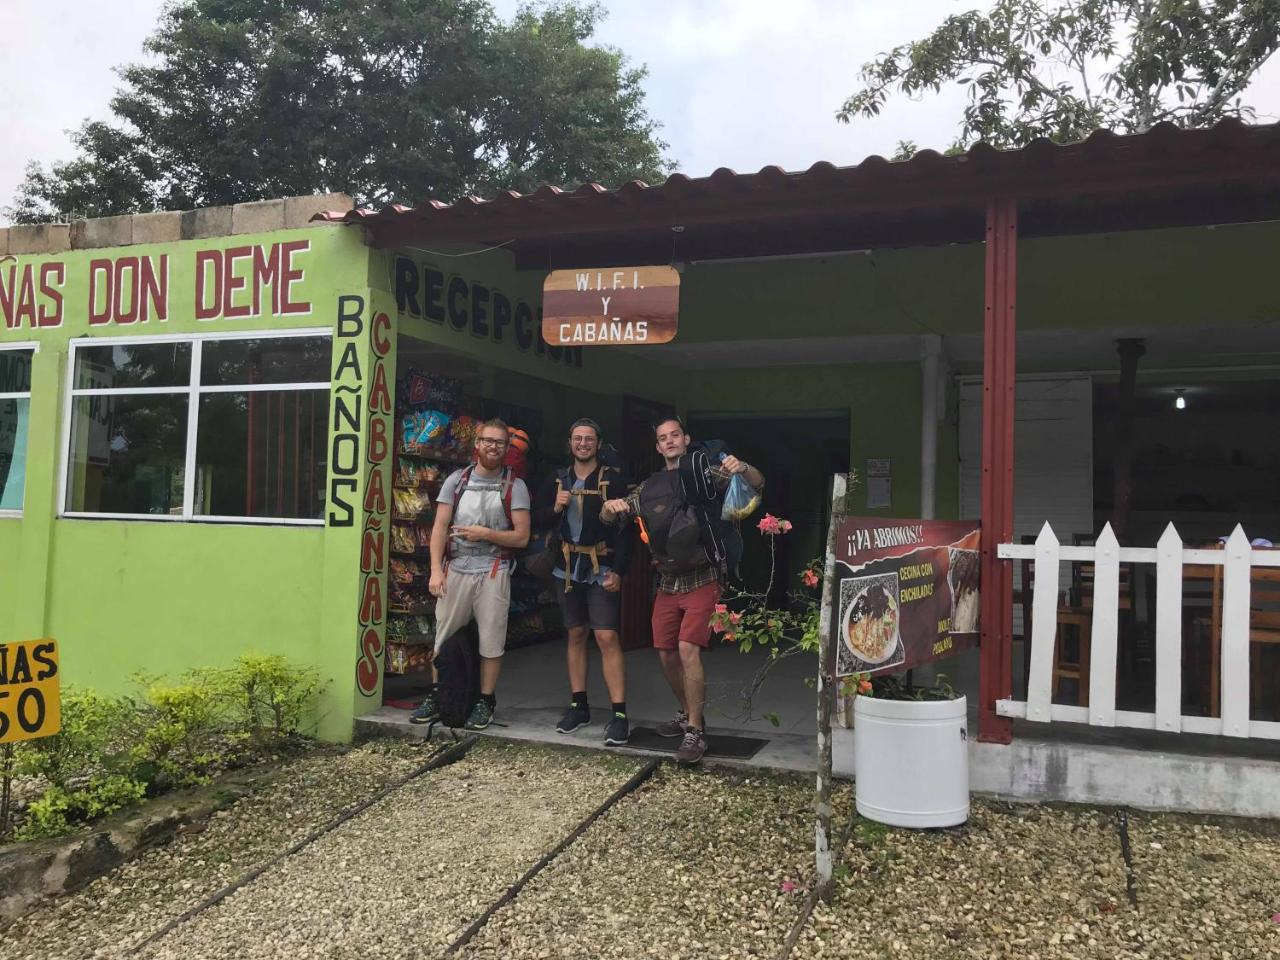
[312,119,1280,225]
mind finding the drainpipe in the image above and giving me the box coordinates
[920,335,942,520]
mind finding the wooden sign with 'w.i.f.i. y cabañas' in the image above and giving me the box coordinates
[542,266,679,346]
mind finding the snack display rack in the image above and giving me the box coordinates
[383,364,562,677]
[385,443,475,675]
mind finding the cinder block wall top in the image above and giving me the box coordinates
[0,193,354,257]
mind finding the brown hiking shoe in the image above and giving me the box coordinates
[655,710,689,738]
[675,727,706,764]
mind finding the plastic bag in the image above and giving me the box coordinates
[722,472,761,521]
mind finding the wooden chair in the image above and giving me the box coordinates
[1064,536,1136,705]
[1201,557,1280,720]
[1019,535,1114,707]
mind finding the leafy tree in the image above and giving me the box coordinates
[9,0,669,223]
[839,0,1280,151]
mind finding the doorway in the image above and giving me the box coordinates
[687,411,851,603]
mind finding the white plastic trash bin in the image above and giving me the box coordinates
[853,694,969,828]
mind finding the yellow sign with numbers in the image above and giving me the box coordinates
[0,639,60,744]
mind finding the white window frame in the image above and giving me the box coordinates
[0,341,40,518]
[60,329,332,525]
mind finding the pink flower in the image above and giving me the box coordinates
[781,520,793,533]
[757,513,782,535]
[714,603,728,614]
[780,880,798,893]
[1272,913,1280,925]
[857,678,873,695]
[724,632,737,643]
[802,569,819,588]
[729,611,742,625]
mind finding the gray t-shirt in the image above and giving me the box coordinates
[438,467,530,575]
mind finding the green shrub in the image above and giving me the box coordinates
[15,689,135,788]
[213,654,328,747]
[128,677,238,788]
[14,775,148,841]
[2,655,325,841]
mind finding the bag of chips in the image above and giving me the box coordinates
[402,410,451,449]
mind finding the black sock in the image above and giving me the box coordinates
[480,693,496,708]
[571,691,589,710]
[612,702,627,716]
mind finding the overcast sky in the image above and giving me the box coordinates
[4,0,1280,223]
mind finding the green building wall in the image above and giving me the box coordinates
[0,225,376,740]
[5,213,1253,740]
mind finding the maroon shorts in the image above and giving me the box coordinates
[651,581,721,650]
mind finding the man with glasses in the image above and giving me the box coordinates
[410,419,531,730]
[532,418,635,744]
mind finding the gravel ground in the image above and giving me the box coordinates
[0,740,433,960]
[7,738,1280,960]
[134,740,640,960]
[459,765,828,960]
[793,799,1280,960]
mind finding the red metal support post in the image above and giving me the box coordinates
[978,197,1017,744]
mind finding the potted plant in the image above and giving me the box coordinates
[846,673,968,829]
[713,513,968,829]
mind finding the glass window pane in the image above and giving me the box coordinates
[66,394,187,515]
[195,390,329,520]
[0,350,32,394]
[201,336,330,387]
[74,342,191,390]
[0,398,30,510]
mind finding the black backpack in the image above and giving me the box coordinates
[639,448,737,576]
[683,442,745,577]
[433,623,480,729]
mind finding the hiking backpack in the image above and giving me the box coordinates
[432,623,480,729]
[639,446,743,577]
[445,464,516,567]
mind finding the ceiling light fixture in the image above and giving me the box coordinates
[1174,389,1186,411]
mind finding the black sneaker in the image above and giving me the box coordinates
[464,699,494,731]
[655,710,689,738]
[556,703,591,734]
[408,691,440,725]
[603,712,630,746]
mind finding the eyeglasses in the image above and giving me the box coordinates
[476,437,508,448]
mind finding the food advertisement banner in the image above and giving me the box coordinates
[830,518,981,677]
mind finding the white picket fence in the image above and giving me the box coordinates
[996,523,1280,741]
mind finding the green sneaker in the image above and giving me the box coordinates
[464,699,494,730]
[408,691,439,725]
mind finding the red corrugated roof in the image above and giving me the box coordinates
[315,120,1280,245]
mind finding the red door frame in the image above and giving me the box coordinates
[978,197,1017,744]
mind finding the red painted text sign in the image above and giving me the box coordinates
[0,240,312,331]
[829,519,981,677]
[542,266,679,346]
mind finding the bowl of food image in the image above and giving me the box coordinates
[842,577,901,665]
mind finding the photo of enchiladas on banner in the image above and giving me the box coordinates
[830,518,981,677]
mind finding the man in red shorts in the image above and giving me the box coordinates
[602,417,764,763]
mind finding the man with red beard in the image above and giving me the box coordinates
[410,419,531,730]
